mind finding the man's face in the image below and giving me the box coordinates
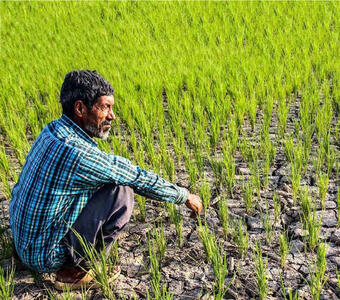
[83,95,115,140]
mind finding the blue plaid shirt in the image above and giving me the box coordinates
[9,115,188,272]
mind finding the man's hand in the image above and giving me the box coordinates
[185,194,203,217]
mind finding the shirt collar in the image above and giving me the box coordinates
[59,115,98,147]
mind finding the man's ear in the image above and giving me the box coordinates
[74,100,87,118]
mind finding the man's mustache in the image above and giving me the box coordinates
[100,121,112,127]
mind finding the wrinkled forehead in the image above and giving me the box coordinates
[96,95,114,106]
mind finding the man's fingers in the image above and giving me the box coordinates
[185,194,203,215]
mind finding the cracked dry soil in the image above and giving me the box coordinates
[0,98,339,299]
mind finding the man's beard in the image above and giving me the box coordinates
[84,120,111,140]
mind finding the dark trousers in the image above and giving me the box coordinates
[62,184,134,268]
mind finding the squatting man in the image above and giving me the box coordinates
[9,70,202,289]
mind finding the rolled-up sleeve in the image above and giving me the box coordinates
[74,149,188,205]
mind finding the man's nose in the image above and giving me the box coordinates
[107,108,115,120]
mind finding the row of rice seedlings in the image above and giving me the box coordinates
[0,265,15,300]
[308,243,328,299]
[147,234,173,300]
[167,204,183,248]
[254,242,268,300]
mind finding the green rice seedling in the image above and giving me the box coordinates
[242,181,254,214]
[0,173,11,200]
[313,145,325,176]
[210,158,224,190]
[213,273,235,300]
[284,137,294,163]
[199,181,211,215]
[280,275,300,300]
[197,218,217,262]
[147,235,173,300]
[300,188,322,251]
[0,145,10,175]
[47,285,87,300]
[210,115,221,150]
[162,150,176,182]
[185,157,198,188]
[239,137,251,163]
[167,204,183,248]
[326,146,335,176]
[261,202,274,244]
[147,234,161,287]
[263,97,274,132]
[152,223,167,262]
[218,197,229,237]
[262,153,271,189]
[197,218,234,297]
[273,192,281,222]
[248,95,257,132]
[254,242,268,300]
[136,195,146,222]
[279,231,291,268]
[308,243,328,299]
[336,269,340,289]
[0,265,15,300]
[293,119,300,138]
[300,187,311,223]
[278,98,290,139]
[222,144,235,197]
[195,146,204,176]
[301,125,313,172]
[304,208,322,252]
[317,172,329,210]
[71,230,118,299]
[231,219,248,257]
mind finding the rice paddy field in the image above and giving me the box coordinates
[0,1,339,299]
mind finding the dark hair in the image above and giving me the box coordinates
[60,70,114,117]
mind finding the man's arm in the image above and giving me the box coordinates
[74,149,202,212]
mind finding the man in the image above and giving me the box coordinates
[9,70,202,289]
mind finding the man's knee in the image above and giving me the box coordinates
[116,185,134,213]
